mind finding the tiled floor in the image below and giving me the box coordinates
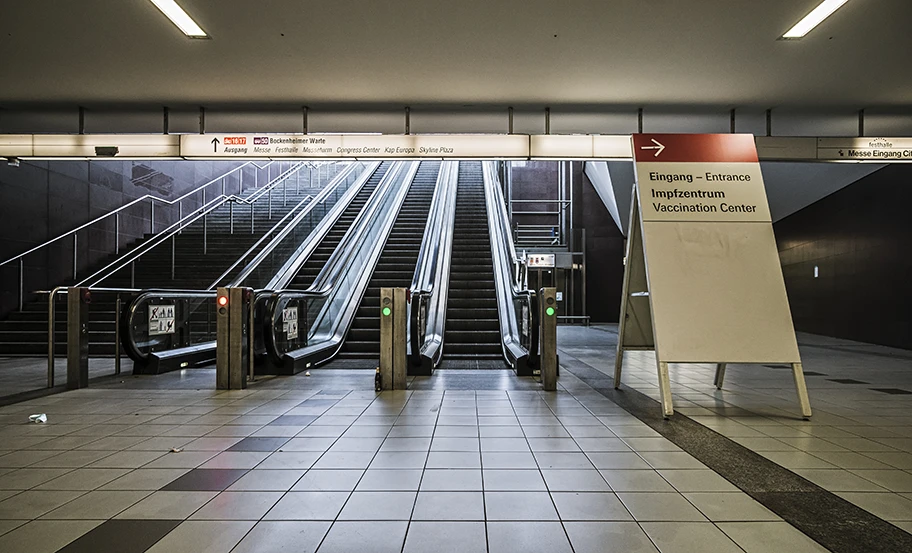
[559,325,912,534]
[0,358,118,403]
[0,325,908,551]
[0,374,827,552]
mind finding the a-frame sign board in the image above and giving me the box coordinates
[615,134,812,419]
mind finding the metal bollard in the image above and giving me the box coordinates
[379,288,407,390]
[216,287,251,390]
[114,296,122,376]
[67,287,91,390]
[540,287,557,391]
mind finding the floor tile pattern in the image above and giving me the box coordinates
[0,372,814,553]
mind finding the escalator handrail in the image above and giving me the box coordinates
[294,161,416,341]
[308,162,407,292]
[264,161,382,290]
[123,289,218,363]
[407,161,459,366]
[483,161,534,367]
[264,162,420,365]
[217,161,368,289]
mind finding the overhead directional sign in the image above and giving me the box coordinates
[181,134,530,159]
[1,133,910,162]
[817,137,912,161]
[529,135,633,159]
[632,134,771,223]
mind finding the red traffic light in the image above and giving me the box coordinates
[217,295,228,307]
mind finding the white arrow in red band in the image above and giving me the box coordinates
[640,139,665,157]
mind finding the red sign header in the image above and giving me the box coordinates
[632,134,758,163]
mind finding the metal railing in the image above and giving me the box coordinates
[46,286,142,388]
[1,161,286,312]
[77,163,316,289]
[514,224,562,247]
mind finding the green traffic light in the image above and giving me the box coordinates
[546,307,555,316]
[382,307,391,317]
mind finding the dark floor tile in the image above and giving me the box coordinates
[228,437,292,452]
[56,519,181,553]
[561,360,912,553]
[828,379,869,385]
[801,371,828,376]
[299,399,340,407]
[763,365,791,369]
[270,415,319,426]
[870,388,912,395]
[160,469,249,491]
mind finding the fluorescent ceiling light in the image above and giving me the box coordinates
[150,0,208,38]
[782,0,850,39]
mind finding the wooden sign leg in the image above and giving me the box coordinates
[614,349,624,389]
[657,361,674,417]
[791,362,813,418]
[713,363,727,389]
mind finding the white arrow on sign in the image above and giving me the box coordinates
[640,138,666,157]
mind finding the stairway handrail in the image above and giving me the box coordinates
[0,161,278,268]
[210,161,364,289]
[76,163,307,288]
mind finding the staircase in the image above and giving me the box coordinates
[0,170,320,356]
[337,161,440,360]
[286,162,391,289]
[442,161,503,364]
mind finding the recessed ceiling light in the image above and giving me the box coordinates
[150,0,209,38]
[782,0,850,39]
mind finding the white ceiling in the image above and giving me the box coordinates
[0,0,909,108]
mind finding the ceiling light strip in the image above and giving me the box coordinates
[150,0,208,38]
[782,0,850,39]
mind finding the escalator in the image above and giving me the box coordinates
[336,161,440,360]
[122,162,373,374]
[286,161,392,289]
[441,161,503,364]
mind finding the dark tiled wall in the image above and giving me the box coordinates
[578,171,625,323]
[0,160,244,317]
[774,165,912,349]
[511,161,560,229]
[510,161,625,322]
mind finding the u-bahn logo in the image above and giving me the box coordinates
[253,137,269,145]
